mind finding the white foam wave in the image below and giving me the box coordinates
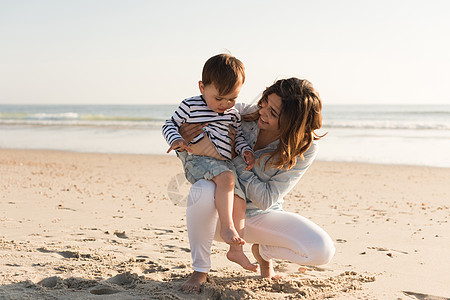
[25,112,80,120]
[323,120,450,130]
[0,119,162,129]
[1,118,449,131]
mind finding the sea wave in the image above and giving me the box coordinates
[0,112,160,121]
[24,112,80,120]
[1,112,449,131]
[0,120,162,129]
[0,112,164,129]
[1,119,449,131]
[323,120,450,130]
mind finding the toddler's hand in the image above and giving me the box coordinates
[243,150,255,170]
[166,139,193,153]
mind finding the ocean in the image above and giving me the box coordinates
[1,104,449,168]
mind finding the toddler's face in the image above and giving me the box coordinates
[199,82,242,114]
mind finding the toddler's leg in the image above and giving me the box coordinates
[232,194,246,237]
[226,195,257,272]
[212,171,243,246]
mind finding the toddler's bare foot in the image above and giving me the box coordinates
[251,244,281,279]
[180,271,207,293]
[227,246,258,272]
[220,226,245,246]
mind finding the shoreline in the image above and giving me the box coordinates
[1,149,449,299]
[1,147,449,169]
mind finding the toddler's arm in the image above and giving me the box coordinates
[162,99,192,148]
[242,150,255,170]
[232,113,254,166]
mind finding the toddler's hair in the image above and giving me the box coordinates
[202,54,245,95]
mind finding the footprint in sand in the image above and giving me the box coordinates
[114,231,129,239]
[37,248,80,258]
[106,273,137,285]
[37,276,60,288]
[403,290,449,300]
[57,250,81,259]
[89,287,121,295]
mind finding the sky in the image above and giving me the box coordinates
[0,0,449,105]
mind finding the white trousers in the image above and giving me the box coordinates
[186,180,335,273]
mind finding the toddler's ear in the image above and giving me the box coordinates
[198,81,205,94]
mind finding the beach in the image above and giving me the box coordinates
[1,149,449,299]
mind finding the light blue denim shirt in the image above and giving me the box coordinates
[232,103,319,218]
[177,102,319,218]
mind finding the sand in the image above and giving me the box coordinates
[0,149,449,299]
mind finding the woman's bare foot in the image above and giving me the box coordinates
[180,271,207,293]
[227,245,258,272]
[251,244,281,279]
[220,226,245,246]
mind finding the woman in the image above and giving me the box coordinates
[177,78,335,292]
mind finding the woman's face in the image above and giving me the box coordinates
[258,93,282,133]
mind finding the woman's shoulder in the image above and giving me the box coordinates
[293,141,319,169]
[276,141,319,174]
[308,140,319,153]
[235,102,259,115]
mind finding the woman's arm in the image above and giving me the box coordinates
[234,142,318,210]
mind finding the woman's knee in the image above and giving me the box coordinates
[307,234,335,266]
[187,179,216,207]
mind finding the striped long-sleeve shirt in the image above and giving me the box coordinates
[162,95,252,160]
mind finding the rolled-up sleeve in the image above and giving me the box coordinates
[234,142,318,211]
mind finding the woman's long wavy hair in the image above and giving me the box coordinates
[243,78,325,170]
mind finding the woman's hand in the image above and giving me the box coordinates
[179,123,208,143]
[166,139,192,153]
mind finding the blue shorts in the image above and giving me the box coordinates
[183,154,245,200]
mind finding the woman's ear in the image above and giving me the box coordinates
[198,81,205,94]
